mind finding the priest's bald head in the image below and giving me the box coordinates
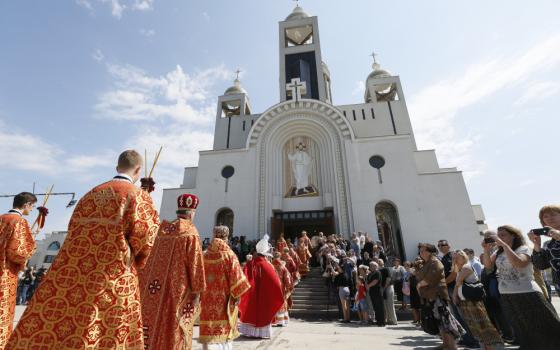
[116,150,143,183]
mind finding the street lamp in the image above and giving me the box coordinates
[0,192,78,208]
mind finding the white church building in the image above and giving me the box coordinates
[160,6,487,260]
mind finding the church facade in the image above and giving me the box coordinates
[160,6,486,260]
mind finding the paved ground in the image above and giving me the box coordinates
[13,296,560,349]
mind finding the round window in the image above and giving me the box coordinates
[221,166,235,179]
[369,155,385,169]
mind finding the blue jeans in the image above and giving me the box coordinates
[18,284,30,304]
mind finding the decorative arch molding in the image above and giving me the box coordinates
[246,99,355,148]
[250,99,354,235]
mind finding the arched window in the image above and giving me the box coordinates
[375,201,405,260]
[47,241,61,251]
[216,208,234,236]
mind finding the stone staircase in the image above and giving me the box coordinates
[290,266,339,320]
[290,266,413,321]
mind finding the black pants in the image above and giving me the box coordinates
[370,290,385,325]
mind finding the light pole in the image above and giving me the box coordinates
[0,192,78,208]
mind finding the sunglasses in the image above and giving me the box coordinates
[437,243,448,247]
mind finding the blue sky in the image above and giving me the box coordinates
[1,0,559,239]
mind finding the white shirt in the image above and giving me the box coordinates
[8,209,23,216]
[114,173,133,183]
[495,245,541,294]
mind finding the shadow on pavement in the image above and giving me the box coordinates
[390,334,441,349]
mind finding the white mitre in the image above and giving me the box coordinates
[256,234,272,257]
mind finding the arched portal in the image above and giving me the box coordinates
[375,201,405,260]
[216,208,234,236]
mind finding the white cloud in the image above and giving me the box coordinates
[514,81,560,106]
[519,179,536,187]
[66,151,116,170]
[139,28,155,38]
[352,80,365,96]
[0,119,119,177]
[76,0,154,19]
[92,49,104,62]
[76,0,93,10]
[202,12,210,21]
[408,33,560,176]
[95,63,230,125]
[132,0,154,11]
[94,61,233,206]
[0,121,62,174]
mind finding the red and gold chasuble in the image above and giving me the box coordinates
[280,252,299,284]
[0,213,35,349]
[275,238,287,253]
[199,238,250,344]
[7,180,159,350]
[272,260,293,326]
[139,219,206,350]
[297,244,312,275]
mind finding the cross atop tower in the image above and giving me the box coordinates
[234,69,241,81]
[286,78,307,101]
[370,51,379,64]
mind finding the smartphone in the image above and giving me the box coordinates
[531,227,551,236]
[483,237,495,244]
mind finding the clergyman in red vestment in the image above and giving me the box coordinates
[7,150,160,350]
[238,235,284,339]
[271,253,293,327]
[297,233,312,276]
[0,193,37,349]
[275,232,287,253]
[280,247,299,286]
[199,226,251,350]
[139,194,205,350]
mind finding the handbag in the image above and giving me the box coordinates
[460,281,485,301]
[460,267,486,301]
[420,301,439,335]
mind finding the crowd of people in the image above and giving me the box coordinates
[1,149,560,350]
[296,206,560,350]
[14,265,46,306]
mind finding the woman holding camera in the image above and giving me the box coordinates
[530,204,560,298]
[452,250,503,350]
[482,225,560,350]
[416,243,463,350]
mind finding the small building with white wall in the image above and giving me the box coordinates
[28,231,68,268]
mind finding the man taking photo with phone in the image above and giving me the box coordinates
[529,204,560,298]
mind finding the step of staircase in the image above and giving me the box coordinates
[290,267,338,320]
[289,266,414,322]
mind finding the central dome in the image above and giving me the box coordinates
[286,6,310,21]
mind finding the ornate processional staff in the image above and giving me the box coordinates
[30,184,54,235]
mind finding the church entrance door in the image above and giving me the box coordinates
[271,210,335,242]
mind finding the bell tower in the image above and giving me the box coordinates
[279,5,330,103]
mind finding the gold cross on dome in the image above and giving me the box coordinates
[370,51,379,64]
